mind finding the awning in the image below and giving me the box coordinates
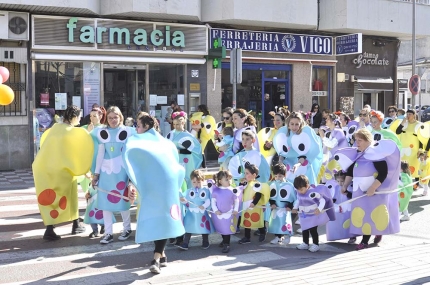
[355,76,393,92]
[31,52,207,65]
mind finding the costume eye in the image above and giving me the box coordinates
[291,132,311,154]
[189,190,196,199]
[204,122,212,133]
[325,131,331,139]
[166,132,173,140]
[178,137,195,151]
[279,188,289,199]
[309,192,321,199]
[228,155,242,177]
[232,187,241,197]
[116,129,129,142]
[348,125,357,134]
[273,128,289,156]
[199,191,206,199]
[270,183,277,198]
[98,129,110,143]
[253,183,262,192]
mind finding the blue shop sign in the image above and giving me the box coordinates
[335,33,362,55]
[210,28,333,55]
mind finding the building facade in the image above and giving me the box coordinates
[0,0,429,170]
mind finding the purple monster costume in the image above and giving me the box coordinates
[333,139,400,236]
[210,185,242,235]
[296,185,335,231]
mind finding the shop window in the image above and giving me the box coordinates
[0,62,26,116]
[311,67,331,111]
[149,64,184,106]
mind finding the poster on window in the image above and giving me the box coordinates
[54,93,67,110]
[83,62,101,116]
[40,93,49,106]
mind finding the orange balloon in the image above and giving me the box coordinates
[0,84,14,105]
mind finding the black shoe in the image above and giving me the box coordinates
[169,238,176,245]
[71,223,86,235]
[219,242,224,248]
[160,257,167,268]
[100,225,105,235]
[174,239,183,247]
[149,259,161,274]
[177,242,189,250]
[259,232,267,242]
[238,237,251,244]
[43,231,61,241]
[222,244,230,253]
[88,231,99,238]
[254,230,260,236]
[202,242,210,249]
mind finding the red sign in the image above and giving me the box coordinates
[409,74,420,95]
[40,93,49,106]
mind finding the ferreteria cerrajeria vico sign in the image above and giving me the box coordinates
[67,18,185,48]
[32,15,208,55]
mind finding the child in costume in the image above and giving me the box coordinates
[268,164,297,245]
[216,127,235,170]
[211,170,241,253]
[178,170,214,250]
[238,162,270,244]
[418,150,430,196]
[294,175,335,253]
[399,161,413,221]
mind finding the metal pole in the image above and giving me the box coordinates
[412,0,416,110]
[232,82,237,110]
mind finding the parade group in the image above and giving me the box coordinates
[32,100,430,274]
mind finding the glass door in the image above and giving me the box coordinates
[262,79,289,127]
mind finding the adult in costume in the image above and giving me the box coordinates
[370,110,401,149]
[257,112,285,168]
[273,112,323,185]
[232,108,259,154]
[33,105,94,240]
[123,113,185,274]
[190,104,217,167]
[166,111,202,188]
[334,128,400,250]
[214,107,234,143]
[92,106,135,244]
[381,106,398,129]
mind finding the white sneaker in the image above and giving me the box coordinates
[423,190,428,196]
[100,234,113,244]
[296,242,309,250]
[400,215,410,221]
[270,237,280,244]
[295,220,301,225]
[308,244,320,252]
[118,230,132,241]
[283,236,291,245]
[296,228,302,234]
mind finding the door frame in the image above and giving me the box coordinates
[261,78,290,125]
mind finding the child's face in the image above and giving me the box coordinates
[296,185,310,195]
[420,155,426,162]
[125,119,133,127]
[219,176,231,187]
[244,169,257,182]
[336,177,345,187]
[191,178,203,189]
[241,134,255,150]
[274,174,285,181]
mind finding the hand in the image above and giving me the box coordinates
[216,210,222,215]
[264,141,273,149]
[291,163,301,173]
[219,145,227,152]
[291,209,298,214]
[199,205,205,210]
[85,172,92,179]
[339,205,343,213]
[180,197,187,203]
[233,210,238,215]
[314,208,321,215]
[341,186,347,194]
[401,118,407,125]
[270,204,277,209]
[366,188,376,196]
[318,129,325,137]
[249,203,255,209]
[85,192,91,199]
[128,188,136,204]
[91,174,99,187]
[286,207,292,211]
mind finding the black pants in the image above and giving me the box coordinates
[244,227,266,239]
[222,234,231,245]
[153,239,167,254]
[302,226,319,245]
[183,233,209,244]
[361,235,371,244]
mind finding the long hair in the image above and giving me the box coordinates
[221,107,233,128]
[91,107,106,125]
[63,105,80,123]
[213,170,233,186]
[285,112,305,136]
[106,106,124,126]
[197,104,210,116]
[233,108,256,127]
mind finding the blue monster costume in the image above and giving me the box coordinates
[122,128,185,243]
[273,125,323,186]
[83,186,116,225]
[228,149,271,184]
[166,130,202,188]
[296,184,335,231]
[233,126,259,154]
[334,139,400,236]
[325,179,353,241]
[182,186,214,234]
[268,180,296,236]
[93,126,135,212]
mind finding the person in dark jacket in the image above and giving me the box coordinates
[309,103,322,131]
[263,93,275,127]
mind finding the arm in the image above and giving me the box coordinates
[211,198,219,212]
[201,198,211,209]
[94,144,105,174]
[233,196,239,212]
[317,198,326,212]
[251,192,262,205]
[366,161,388,196]
[341,164,354,194]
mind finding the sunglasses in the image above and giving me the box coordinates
[359,114,368,117]
[223,117,231,120]
[388,110,396,113]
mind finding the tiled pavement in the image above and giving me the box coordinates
[0,161,220,190]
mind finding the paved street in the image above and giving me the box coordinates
[1,173,430,285]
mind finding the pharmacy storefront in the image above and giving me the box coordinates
[31,15,207,135]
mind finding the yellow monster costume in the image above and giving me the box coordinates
[240,180,270,229]
[257,127,278,167]
[190,112,217,152]
[33,123,94,226]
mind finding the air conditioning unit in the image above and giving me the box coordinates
[0,11,29,41]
